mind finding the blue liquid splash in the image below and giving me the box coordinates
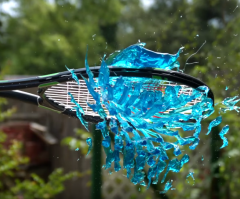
[106,43,184,70]
[85,46,96,88]
[161,154,189,183]
[86,137,92,156]
[219,125,229,149]
[221,96,240,113]
[186,172,195,185]
[160,180,173,194]
[66,65,80,85]
[206,116,222,135]
[66,43,239,193]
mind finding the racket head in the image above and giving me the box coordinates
[0,66,214,123]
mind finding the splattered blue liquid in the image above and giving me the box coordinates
[67,43,239,194]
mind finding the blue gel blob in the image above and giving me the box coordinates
[206,116,222,135]
[219,125,229,149]
[123,141,135,178]
[221,96,240,112]
[186,172,195,184]
[96,120,109,138]
[161,154,189,183]
[86,137,92,156]
[106,43,183,70]
[160,180,173,194]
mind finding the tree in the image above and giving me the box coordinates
[1,0,122,74]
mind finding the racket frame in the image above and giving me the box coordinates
[0,66,214,123]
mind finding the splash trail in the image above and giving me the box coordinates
[67,43,239,194]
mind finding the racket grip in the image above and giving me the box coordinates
[0,90,41,106]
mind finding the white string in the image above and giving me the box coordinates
[45,79,201,117]
[67,82,69,107]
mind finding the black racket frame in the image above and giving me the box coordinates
[0,66,214,123]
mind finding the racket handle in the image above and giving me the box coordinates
[0,90,41,106]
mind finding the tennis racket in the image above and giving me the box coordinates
[0,66,214,124]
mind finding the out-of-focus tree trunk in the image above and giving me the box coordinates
[91,125,102,199]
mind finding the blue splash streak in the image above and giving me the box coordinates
[114,134,122,171]
[161,154,189,183]
[221,96,240,113]
[71,106,88,131]
[219,125,229,149]
[102,136,114,170]
[206,116,222,135]
[66,65,80,85]
[85,46,96,88]
[86,137,92,156]
[68,92,84,114]
[160,180,173,194]
[186,172,195,184]
[80,74,100,104]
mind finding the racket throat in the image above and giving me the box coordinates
[38,87,65,114]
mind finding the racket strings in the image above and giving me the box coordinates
[44,77,201,117]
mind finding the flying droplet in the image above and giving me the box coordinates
[219,125,229,149]
[186,172,195,185]
[86,137,93,156]
[160,180,173,194]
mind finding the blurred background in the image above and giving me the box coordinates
[0,0,240,198]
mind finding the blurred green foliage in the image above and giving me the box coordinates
[1,0,122,74]
[61,128,92,155]
[0,77,79,198]
[0,129,80,199]
[2,0,240,198]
